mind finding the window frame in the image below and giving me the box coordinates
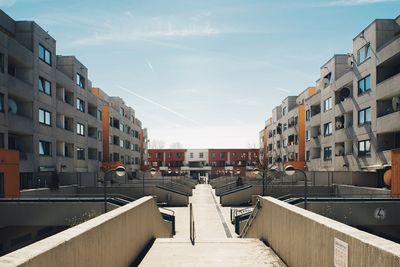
[39,140,52,156]
[358,139,371,157]
[76,98,86,113]
[39,108,52,126]
[76,122,85,136]
[357,43,372,65]
[38,44,52,66]
[323,97,332,112]
[323,146,332,161]
[38,76,52,96]
[358,107,371,126]
[358,75,371,95]
[323,122,332,136]
[76,73,85,89]
[77,147,85,160]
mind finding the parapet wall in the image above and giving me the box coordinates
[0,196,172,267]
[243,197,400,267]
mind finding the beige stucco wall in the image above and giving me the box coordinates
[0,196,172,267]
[243,197,400,267]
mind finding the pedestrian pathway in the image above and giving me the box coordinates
[140,184,286,266]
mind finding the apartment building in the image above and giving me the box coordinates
[148,148,259,178]
[260,15,400,179]
[0,10,148,195]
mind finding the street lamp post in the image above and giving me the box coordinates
[253,165,278,196]
[285,165,308,210]
[103,166,126,213]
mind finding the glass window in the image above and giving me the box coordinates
[324,97,332,111]
[38,76,51,95]
[358,107,371,125]
[357,43,372,64]
[199,153,204,158]
[76,123,85,136]
[39,44,51,65]
[76,73,85,89]
[39,140,52,156]
[97,110,102,121]
[76,98,85,112]
[120,139,124,148]
[358,139,371,157]
[0,94,4,112]
[306,110,310,121]
[282,107,287,116]
[306,130,310,141]
[324,122,332,136]
[98,131,102,141]
[358,75,371,95]
[324,147,332,160]
[77,147,85,160]
[39,108,51,126]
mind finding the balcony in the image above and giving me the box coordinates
[310,113,321,127]
[310,136,321,148]
[8,114,34,134]
[377,35,400,66]
[19,152,34,172]
[7,75,34,101]
[377,72,400,100]
[334,97,353,115]
[7,37,33,68]
[377,111,400,134]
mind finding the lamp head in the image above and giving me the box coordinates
[114,166,126,177]
[284,165,296,176]
[150,168,156,176]
[167,168,172,174]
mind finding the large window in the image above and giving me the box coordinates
[39,108,52,126]
[97,110,102,121]
[77,147,85,160]
[39,140,52,156]
[282,106,287,116]
[358,107,371,125]
[0,94,4,112]
[306,130,310,141]
[357,43,372,64]
[324,147,332,160]
[76,73,85,89]
[323,97,332,112]
[38,76,51,96]
[76,98,85,112]
[76,123,85,136]
[323,122,332,136]
[38,44,51,65]
[358,75,371,95]
[358,139,371,157]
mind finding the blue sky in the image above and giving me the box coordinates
[1,0,399,148]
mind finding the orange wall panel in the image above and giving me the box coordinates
[0,149,20,197]
[391,149,400,196]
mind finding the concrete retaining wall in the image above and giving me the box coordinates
[0,196,172,267]
[334,184,390,197]
[243,197,400,267]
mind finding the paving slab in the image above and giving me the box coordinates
[140,238,286,267]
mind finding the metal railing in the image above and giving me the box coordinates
[189,203,195,245]
[239,199,262,238]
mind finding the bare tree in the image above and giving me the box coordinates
[169,142,183,149]
[150,139,166,149]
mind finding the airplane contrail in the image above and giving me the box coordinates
[145,59,154,73]
[117,86,202,126]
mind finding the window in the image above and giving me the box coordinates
[0,53,4,73]
[97,110,102,121]
[77,147,85,160]
[283,139,288,148]
[324,147,332,160]
[190,152,193,158]
[0,94,4,112]
[76,73,85,89]
[358,107,371,125]
[358,75,371,95]
[282,106,287,116]
[306,151,310,161]
[0,133,4,148]
[120,139,124,148]
[283,123,287,131]
[199,152,204,158]
[38,76,51,95]
[76,123,85,136]
[39,109,52,126]
[38,44,51,65]
[76,98,85,112]
[306,110,310,121]
[357,43,372,64]
[306,130,310,141]
[120,107,125,116]
[358,139,371,157]
[323,97,332,112]
[119,123,124,132]
[39,140,52,156]
[323,122,332,136]
[97,131,102,141]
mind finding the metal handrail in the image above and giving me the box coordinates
[239,199,261,238]
[190,203,195,245]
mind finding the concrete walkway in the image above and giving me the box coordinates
[140,184,286,266]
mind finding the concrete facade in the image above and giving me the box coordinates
[260,16,400,180]
[0,10,149,191]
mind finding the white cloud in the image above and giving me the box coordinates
[0,0,16,7]
[327,0,398,6]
